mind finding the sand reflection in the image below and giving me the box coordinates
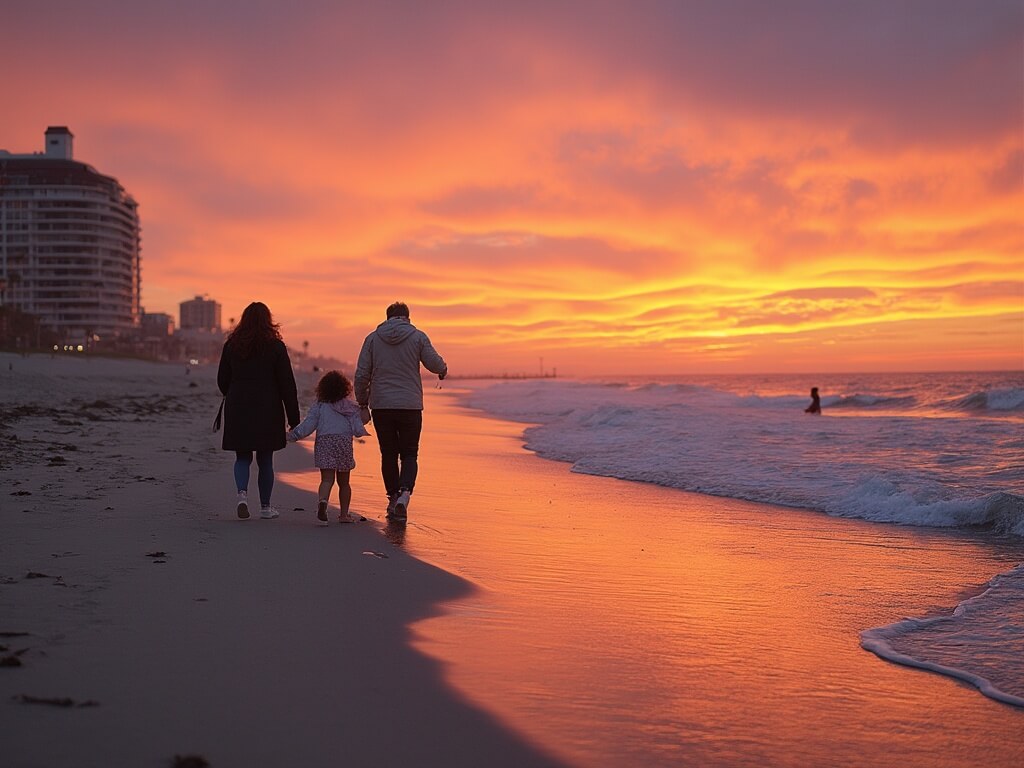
[394,390,1024,768]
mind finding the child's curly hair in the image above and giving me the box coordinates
[315,370,352,403]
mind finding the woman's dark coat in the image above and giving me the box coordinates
[217,338,300,452]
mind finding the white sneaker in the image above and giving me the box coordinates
[393,490,410,520]
[316,499,329,527]
[236,491,250,520]
[259,505,279,519]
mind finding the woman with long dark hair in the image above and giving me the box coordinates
[217,301,300,519]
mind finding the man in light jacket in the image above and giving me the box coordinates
[354,301,447,520]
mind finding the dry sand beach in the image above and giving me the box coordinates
[1,353,1021,767]
[0,354,563,768]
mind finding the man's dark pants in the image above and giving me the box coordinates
[371,409,423,496]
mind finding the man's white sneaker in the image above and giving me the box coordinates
[236,492,250,520]
[316,499,329,527]
[392,490,410,520]
[259,505,279,519]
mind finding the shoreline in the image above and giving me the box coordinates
[447,378,1024,715]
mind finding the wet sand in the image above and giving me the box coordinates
[1,354,1021,767]
[355,385,1023,768]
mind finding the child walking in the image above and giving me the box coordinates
[287,370,370,526]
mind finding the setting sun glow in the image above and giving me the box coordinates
[5,2,1021,374]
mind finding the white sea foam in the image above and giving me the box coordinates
[462,374,1024,536]
[952,387,1024,413]
[862,564,1024,708]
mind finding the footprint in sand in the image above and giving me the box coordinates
[171,754,210,768]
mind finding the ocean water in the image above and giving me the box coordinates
[463,371,1024,708]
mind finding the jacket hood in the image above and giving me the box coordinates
[375,317,417,345]
[328,399,362,417]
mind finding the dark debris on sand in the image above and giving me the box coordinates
[171,755,211,768]
[14,693,99,708]
[0,392,201,473]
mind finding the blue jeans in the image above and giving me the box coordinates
[234,450,275,506]
[371,409,422,496]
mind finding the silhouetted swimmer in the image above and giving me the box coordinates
[805,387,821,414]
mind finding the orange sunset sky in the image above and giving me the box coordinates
[4,1,1023,375]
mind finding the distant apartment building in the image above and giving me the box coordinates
[0,126,142,344]
[176,294,223,362]
[138,310,178,360]
[179,294,221,332]
[140,310,175,338]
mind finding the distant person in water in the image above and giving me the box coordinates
[355,301,447,521]
[287,370,370,526]
[805,387,821,415]
[217,301,300,520]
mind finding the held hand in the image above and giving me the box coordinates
[359,405,371,425]
[439,369,447,381]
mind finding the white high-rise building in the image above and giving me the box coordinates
[0,126,141,344]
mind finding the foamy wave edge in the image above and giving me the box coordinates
[860,568,1024,709]
[948,387,1024,414]
[464,381,1024,536]
[829,486,1024,537]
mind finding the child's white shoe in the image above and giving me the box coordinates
[259,505,279,519]
[236,491,250,520]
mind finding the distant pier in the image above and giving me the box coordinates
[444,371,558,381]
